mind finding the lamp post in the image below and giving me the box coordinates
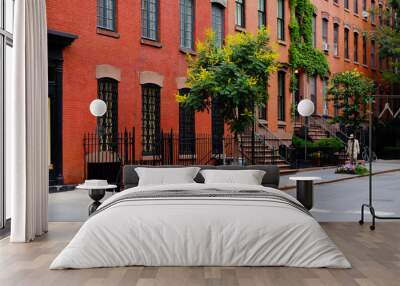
[297,99,315,162]
[89,99,107,137]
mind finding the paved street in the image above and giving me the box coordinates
[49,161,400,223]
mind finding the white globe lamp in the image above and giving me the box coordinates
[89,99,107,117]
[297,99,315,162]
[297,99,315,117]
[89,99,107,137]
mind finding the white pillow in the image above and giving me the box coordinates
[135,167,201,186]
[200,169,266,185]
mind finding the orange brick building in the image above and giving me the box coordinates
[46,0,383,184]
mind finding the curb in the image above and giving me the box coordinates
[280,168,400,190]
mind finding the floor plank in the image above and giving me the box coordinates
[0,222,399,286]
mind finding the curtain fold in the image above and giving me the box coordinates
[9,0,48,242]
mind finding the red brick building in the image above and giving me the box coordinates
[46,0,384,184]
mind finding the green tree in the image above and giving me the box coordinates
[329,70,375,133]
[374,0,400,85]
[177,28,278,138]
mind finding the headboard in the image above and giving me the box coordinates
[122,165,280,189]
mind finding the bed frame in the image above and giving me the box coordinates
[122,165,280,189]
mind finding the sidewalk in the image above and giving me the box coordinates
[279,160,400,189]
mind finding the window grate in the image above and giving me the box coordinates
[98,78,118,151]
[179,89,196,155]
[142,84,161,155]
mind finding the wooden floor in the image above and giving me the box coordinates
[0,222,399,286]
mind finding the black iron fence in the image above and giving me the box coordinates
[83,128,293,185]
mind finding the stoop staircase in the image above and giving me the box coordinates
[294,115,348,163]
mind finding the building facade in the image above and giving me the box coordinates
[46,0,384,184]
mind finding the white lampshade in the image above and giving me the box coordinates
[297,99,315,117]
[89,99,107,117]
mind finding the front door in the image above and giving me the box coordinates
[48,60,63,185]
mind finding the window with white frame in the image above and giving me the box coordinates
[180,0,194,50]
[1,0,14,229]
[322,18,328,51]
[344,0,349,9]
[371,40,376,68]
[362,33,367,65]
[141,0,159,41]
[258,0,266,28]
[334,23,339,56]
[212,3,224,47]
[323,79,328,116]
[344,27,349,59]
[97,0,116,31]
[235,0,245,27]
[371,0,375,24]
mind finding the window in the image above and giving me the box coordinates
[179,89,195,155]
[309,76,317,109]
[142,84,161,155]
[180,0,194,49]
[323,79,328,116]
[344,28,349,59]
[371,40,376,68]
[278,71,285,121]
[258,0,266,28]
[362,33,367,65]
[371,0,375,24]
[212,3,224,47]
[312,15,316,48]
[378,4,382,25]
[344,0,349,9]
[277,0,285,41]
[1,0,14,229]
[235,0,245,27]
[322,18,328,51]
[334,23,339,56]
[141,0,159,41]
[362,0,367,12]
[258,105,267,120]
[98,78,118,150]
[211,100,224,155]
[97,0,116,31]
[354,0,359,14]
[354,32,359,63]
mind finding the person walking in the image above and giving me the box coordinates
[347,134,360,164]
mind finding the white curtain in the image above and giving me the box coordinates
[9,0,48,242]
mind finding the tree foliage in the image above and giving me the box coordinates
[288,0,329,91]
[328,70,375,133]
[177,28,278,136]
[374,0,400,85]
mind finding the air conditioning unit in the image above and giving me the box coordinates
[323,42,329,52]
[362,10,369,19]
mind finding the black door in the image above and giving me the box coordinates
[48,60,63,185]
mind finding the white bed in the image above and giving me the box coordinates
[50,183,351,269]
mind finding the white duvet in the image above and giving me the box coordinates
[50,183,351,269]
